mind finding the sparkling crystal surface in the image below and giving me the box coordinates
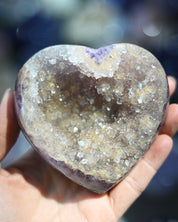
[15,44,169,193]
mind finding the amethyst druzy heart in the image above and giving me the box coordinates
[15,44,169,194]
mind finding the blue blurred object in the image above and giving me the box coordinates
[0,0,40,25]
[15,13,61,65]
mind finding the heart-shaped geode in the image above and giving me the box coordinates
[15,43,169,194]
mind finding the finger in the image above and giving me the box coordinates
[109,134,173,219]
[0,89,20,161]
[168,76,177,96]
[159,104,178,137]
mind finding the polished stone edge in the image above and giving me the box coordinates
[37,148,116,194]
[156,76,170,133]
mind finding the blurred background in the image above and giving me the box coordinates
[0,0,178,221]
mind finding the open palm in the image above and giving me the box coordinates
[0,76,177,222]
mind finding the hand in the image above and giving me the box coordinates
[0,77,177,222]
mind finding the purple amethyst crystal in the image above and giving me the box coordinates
[14,44,169,194]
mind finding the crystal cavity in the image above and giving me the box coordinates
[15,43,169,193]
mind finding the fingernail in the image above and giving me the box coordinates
[0,88,12,107]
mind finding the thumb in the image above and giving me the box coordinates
[0,89,20,161]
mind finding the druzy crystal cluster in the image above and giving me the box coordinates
[15,44,169,193]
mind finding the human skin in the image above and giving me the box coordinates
[0,76,177,222]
